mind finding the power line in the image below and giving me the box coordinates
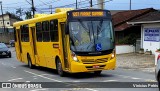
[35,0,60,7]
[25,0,32,5]
[3,2,25,5]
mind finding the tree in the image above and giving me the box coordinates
[5,11,23,21]
[16,8,23,19]
[25,11,32,19]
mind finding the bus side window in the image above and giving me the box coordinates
[21,25,29,42]
[36,22,42,42]
[50,19,58,42]
[42,21,50,42]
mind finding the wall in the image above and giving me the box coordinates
[141,23,160,54]
[116,45,135,54]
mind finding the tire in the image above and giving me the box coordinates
[56,58,65,77]
[11,43,14,47]
[8,53,11,58]
[94,71,102,75]
[27,55,34,69]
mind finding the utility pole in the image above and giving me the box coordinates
[130,0,131,10]
[0,1,5,34]
[49,5,52,14]
[90,0,92,7]
[97,0,104,9]
[76,0,78,9]
[31,0,35,18]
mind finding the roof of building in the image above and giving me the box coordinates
[128,11,160,24]
[110,10,127,15]
[0,13,22,21]
[112,8,156,31]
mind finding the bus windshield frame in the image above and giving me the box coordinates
[67,10,115,56]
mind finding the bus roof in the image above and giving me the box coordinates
[13,8,73,27]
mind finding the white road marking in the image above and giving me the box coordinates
[73,80,81,82]
[26,81,31,83]
[86,88,98,91]
[131,77,141,80]
[8,78,23,81]
[30,88,47,91]
[113,73,156,81]
[11,66,16,68]
[24,70,62,82]
[24,70,98,91]
[32,74,53,77]
[103,80,118,82]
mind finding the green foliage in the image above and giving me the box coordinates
[25,11,32,19]
[5,11,23,21]
[118,33,138,45]
[15,8,32,20]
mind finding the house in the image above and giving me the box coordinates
[0,13,22,43]
[112,8,156,44]
[128,11,160,54]
[111,8,158,54]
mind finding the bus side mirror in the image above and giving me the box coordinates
[65,24,69,34]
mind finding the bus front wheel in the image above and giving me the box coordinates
[27,55,34,69]
[56,59,65,77]
[94,71,102,75]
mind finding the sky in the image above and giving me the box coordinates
[1,0,160,19]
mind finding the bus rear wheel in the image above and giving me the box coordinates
[94,71,102,75]
[56,59,65,77]
[27,55,34,69]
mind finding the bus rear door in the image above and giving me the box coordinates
[15,28,22,61]
[30,27,38,65]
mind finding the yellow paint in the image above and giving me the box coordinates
[13,8,116,73]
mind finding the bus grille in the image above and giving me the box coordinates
[85,65,106,70]
[81,58,108,64]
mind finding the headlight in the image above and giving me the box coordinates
[111,49,115,59]
[71,51,79,62]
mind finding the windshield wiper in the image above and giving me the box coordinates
[78,19,89,33]
[97,19,104,36]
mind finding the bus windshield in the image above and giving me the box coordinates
[69,19,114,52]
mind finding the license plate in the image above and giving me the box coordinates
[2,52,6,55]
[93,65,99,68]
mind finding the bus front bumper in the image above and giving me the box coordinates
[70,58,116,73]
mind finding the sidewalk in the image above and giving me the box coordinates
[116,53,155,73]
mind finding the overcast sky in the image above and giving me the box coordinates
[1,0,160,17]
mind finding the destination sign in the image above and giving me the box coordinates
[72,11,106,17]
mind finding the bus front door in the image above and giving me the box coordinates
[61,23,69,70]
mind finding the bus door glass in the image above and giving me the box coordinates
[61,23,69,69]
[30,27,37,55]
[17,29,22,61]
[30,27,37,65]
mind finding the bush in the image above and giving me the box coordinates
[117,33,138,45]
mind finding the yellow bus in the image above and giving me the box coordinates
[13,8,116,76]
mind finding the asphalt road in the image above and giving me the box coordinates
[0,47,158,91]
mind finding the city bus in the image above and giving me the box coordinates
[13,8,116,76]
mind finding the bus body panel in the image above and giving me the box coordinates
[13,8,116,74]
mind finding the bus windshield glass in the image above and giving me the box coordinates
[69,19,114,52]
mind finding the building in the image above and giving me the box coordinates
[0,13,22,43]
[112,8,156,44]
[128,11,160,54]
